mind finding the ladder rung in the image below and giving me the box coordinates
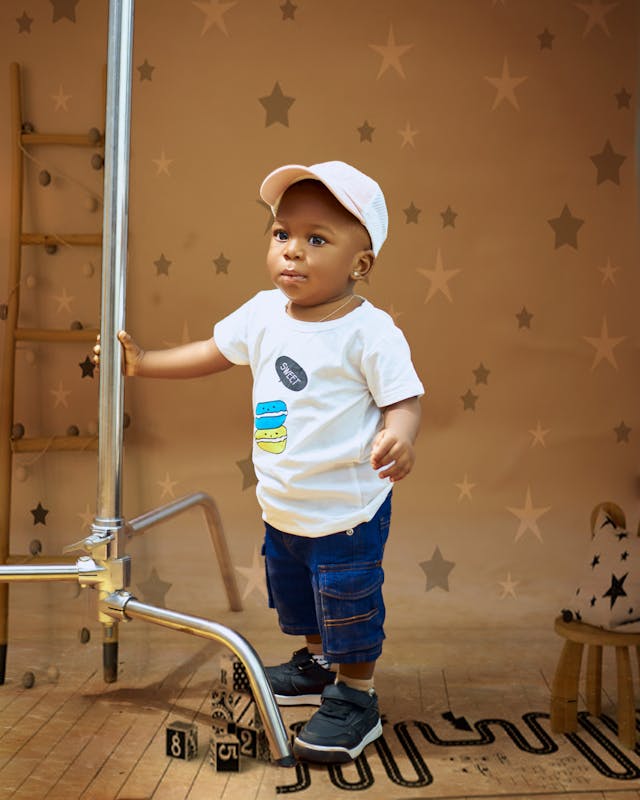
[21,233,102,247]
[21,133,102,147]
[12,436,98,453]
[15,328,99,343]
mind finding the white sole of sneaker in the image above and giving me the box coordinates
[292,718,383,763]
[274,692,323,706]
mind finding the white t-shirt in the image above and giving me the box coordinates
[214,289,424,536]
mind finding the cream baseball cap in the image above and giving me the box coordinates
[260,160,388,256]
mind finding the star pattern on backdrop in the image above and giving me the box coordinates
[420,546,455,592]
[154,253,172,277]
[615,87,631,108]
[368,25,414,79]
[529,421,550,447]
[614,421,631,443]
[417,249,461,304]
[455,475,476,502]
[516,306,533,328]
[441,206,458,228]
[461,389,478,411]
[473,363,490,385]
[153,150,173,176]
[50,380,71,408]
[31,502,49,526]
[590,140,626,185]
[51,85,71,112]
[548,204,584,249]
[574,0,619,38]
[192,0,236,36]
[53,288,74,313]
[214,253,230,274]
[598,256,620,285]
[484,57,528,110]
[403,202,421,224]
[357,120,375,142]
[280,0,297,20]
[236,454,257,490]
[398,121,418,148]
[137,59,155,81]
[235,547,268,601]
[259,82,295,127]
[138,568,172,607]
[51,0,79,23]
[507,486,551,543]
[158,472,178,500]
[79,356,95,378]
[386,304,403,323]
[537,28,555,49]
[582,316,625,370]
[17,12,34,33]
[498,573,519,599]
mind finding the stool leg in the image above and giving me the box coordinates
[586,644,602,716]
[551,640,584,733]
[615,646,636,750]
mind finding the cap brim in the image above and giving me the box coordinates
[259,165,320,208]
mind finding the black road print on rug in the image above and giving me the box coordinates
[276,712,640,794]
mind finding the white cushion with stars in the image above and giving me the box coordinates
[565,505,640,632]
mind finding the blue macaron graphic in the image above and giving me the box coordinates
[254,400,287,429]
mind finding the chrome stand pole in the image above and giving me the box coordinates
[94,0,135,683]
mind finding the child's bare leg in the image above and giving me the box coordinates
[338,661,374,679]
[305,633,323,654]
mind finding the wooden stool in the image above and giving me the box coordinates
[551,616,640,749]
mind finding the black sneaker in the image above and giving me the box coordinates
[292,682,382,763]
[265,647,336,706]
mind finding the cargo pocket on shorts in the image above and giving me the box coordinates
[318,561,384,657]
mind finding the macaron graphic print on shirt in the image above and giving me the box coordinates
[254,400,288,454]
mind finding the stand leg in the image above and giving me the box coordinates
[551,639,583,733]
[586,644,602,716]
[0,585,7,684]
[615,646,636,749]
[103,622,118,683]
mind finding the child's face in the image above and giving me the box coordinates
[267,181,373,309]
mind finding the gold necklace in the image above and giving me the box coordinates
[288,295,359,323]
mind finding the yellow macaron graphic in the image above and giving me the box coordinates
[255,401,287,454]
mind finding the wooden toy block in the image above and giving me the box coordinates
[219,651,252,694]
[237,723,270,761]
[209,732,240,772]
[211,680,252,732]
[166,720,198,760]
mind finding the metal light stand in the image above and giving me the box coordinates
[0,0,294,767]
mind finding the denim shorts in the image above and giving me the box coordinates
[262,493,391,664]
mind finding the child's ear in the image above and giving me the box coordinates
[352,250,374,280]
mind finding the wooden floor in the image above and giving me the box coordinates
[1,605,640,800]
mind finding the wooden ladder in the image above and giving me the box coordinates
[0,62,104,683]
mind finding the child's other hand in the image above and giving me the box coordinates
[370,429,415,483]
[92,330,145,376]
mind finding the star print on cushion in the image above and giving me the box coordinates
[563,502,640,632]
